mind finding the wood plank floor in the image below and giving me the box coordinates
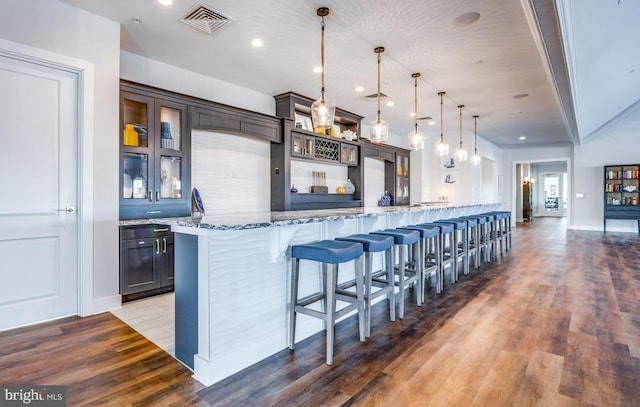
[2,217,640,406]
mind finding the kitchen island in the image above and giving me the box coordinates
[159,203,502,386]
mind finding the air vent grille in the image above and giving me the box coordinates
[180,2,235,35]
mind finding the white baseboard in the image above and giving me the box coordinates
[88,295,122,316]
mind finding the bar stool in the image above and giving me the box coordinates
[488,212,507,256]
[435,218,469,281]
[479,212,499,261]
[420,222,454,289]
[496,211,512,249]
[289,240,365,365]
[397,224,441,299]
[371,229,421,319]
[459,215,484,269]
[471,214,493,263]
[335,234,395,337]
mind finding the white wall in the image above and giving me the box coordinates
[573,101,640,232]
[0,0,121,312]
[192,131,271,214]
[120,51,275,116]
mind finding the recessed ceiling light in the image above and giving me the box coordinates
[409,112,416,117]
[454,12,480,27]
[519,136,526,140]
[355,86,364,92]
[251,38,263,47]
[428,120,436,125]
[158,0,173,5]
[513,93,529,99]
[386,101,395,107]
[132,18,141,24]
[313,66,322,73]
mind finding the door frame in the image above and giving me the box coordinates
[511,157,572,227]
[0,38,95,318]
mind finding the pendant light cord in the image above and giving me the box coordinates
[376,50,381,122]
[474,115,478,154]
[439,92,445,143]
[413,75,418,133]
[459,106,463,148]
[320,15,326,102]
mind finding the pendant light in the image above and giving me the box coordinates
[407,73,425,150]
[369,47,389,143]
[472,115,481,166]
[310,7,335,132]
[455,104,468,162]
[435,91,449,156]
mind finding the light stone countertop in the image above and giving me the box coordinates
[124,202,500,231]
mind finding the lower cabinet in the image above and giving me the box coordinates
[119,224,174,302]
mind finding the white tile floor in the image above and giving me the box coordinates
[110,292,175,356]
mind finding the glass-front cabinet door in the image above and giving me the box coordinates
[120,89,190,219]
[395,152,410,205]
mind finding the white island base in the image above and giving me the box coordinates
[167,203,501,386]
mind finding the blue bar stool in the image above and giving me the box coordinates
[289,240,365,365]
[471,214,493,263]
[435,218,469,281]
[487,212,507,256]
[420,222,454,290]
[459,216,483,269]
[371,229,421,319]
[496,211,512,249]
[335,234,395,337]
[480,212,499,261]
[398,224,441,300]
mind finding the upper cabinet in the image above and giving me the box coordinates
[120,83,191,219]
[395,151,410,206]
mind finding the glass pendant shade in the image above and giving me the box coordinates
[311,99,335,130]
[435,139,449,156]
[472,153,481,166]
[408,129,425,150]
[311,7,334,132]
[369,118,389,143]
[370,46,389,144]
[456,146,468,162]
[407,73,425,150]
[435,91,449,156]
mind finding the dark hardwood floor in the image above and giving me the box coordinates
[2,217,640,406]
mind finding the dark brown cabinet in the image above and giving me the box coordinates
[119,224,174,301]
[523,180,533,221]
[120,83,191,219]
[272,92,364,210]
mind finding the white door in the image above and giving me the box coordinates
[0,54,78,330]
[540,172,563,217]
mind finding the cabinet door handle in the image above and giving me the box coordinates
[162,238,167,253]
[148,190,153,202]
[156,190,160,202]
[153,228,169,232]
[156,239,160,255]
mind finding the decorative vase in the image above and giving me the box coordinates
[344,179,355,194]
[123,123,139,146]
[160,122,174,149]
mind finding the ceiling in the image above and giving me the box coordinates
[57,0,637,148]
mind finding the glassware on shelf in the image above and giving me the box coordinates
[123,171,133,199]
[132,175,147,199]
[123,123,139,146]
[160,121,175,149]
[344,179,355,194]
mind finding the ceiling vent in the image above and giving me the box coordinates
[363,92,388,100]
[179,2,235,35]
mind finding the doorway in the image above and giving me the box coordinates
[540,172,565,217]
